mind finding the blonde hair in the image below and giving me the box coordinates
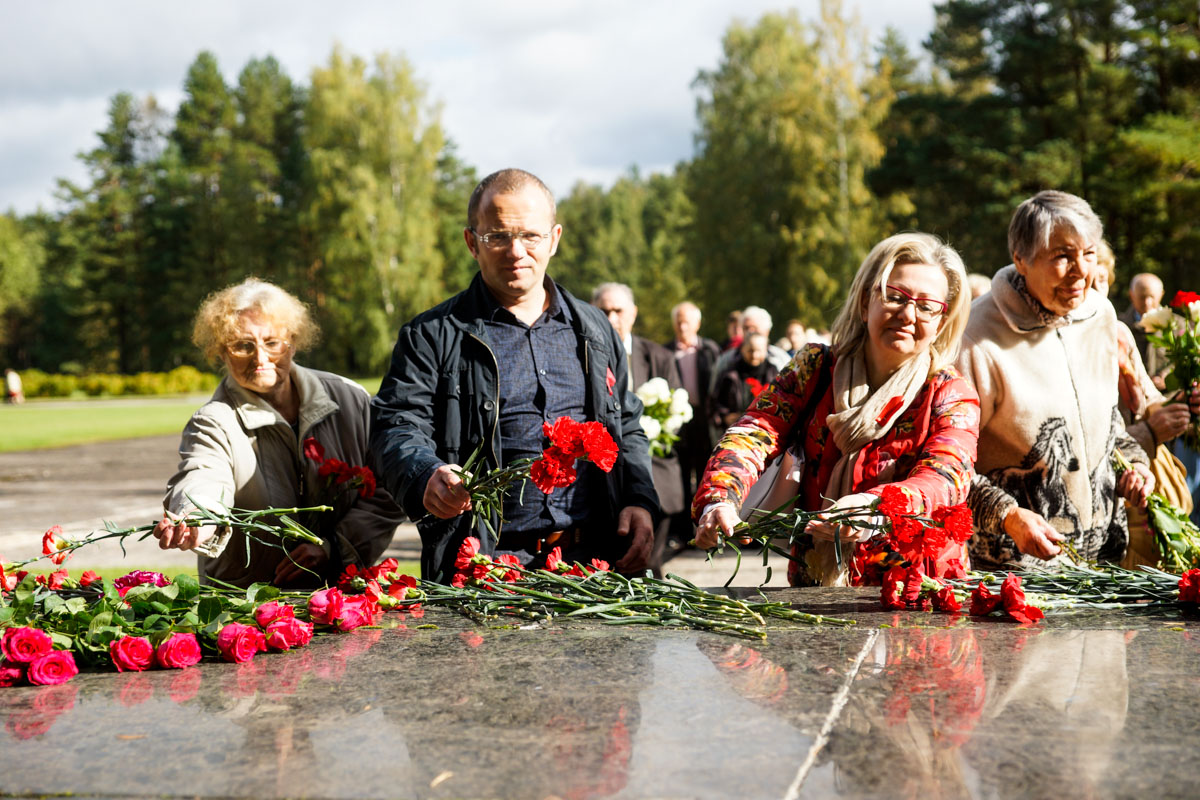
[1096,240,1116,286]
[830,232,970,374]
[192,278,318,365]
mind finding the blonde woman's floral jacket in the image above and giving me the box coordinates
[693,343,981,585]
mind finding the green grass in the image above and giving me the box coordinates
[0,376,382,452]
[0,401,201,452]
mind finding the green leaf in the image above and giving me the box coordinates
[245,583,281,604]
[197,596,223,625]
[48,632,74,650]
[173,573,201,601]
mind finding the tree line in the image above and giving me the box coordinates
[1,0,1196,376]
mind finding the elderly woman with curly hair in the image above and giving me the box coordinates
[152,278,403,588]
[693,232,980,586]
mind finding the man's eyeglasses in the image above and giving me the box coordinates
[880,285,947,322]
[470,229,553,251]
[227,338,290,358]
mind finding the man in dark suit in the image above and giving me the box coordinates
[1118,273,1166,382]
[593,282,685,576]
[668,302,722,503]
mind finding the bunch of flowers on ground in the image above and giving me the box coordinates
[634,378,693,457]
[1139,289,1200,448]
[1113,449,1200,572]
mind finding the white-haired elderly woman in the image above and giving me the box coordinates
[694,232,981,586]
[152,278,403,588]
[958,191,1154,570]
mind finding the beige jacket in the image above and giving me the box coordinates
[957,267,1147,569]
[164,364,403,587]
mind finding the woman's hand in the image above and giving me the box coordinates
[1116,461,1155,509]
[805,493,880,543]
[153,513,201,550]
[1003,507,1065,560]
[1189,382,1200,417]
[274,542,329,586]
[695,503,741,549]
[1147,401,1191,445]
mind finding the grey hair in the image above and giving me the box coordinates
[592,282,635,306]
[671,300,701,321]
[741,305,773,333]
[1007,190,1103,264]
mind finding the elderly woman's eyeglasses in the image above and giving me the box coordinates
[470,229,553,251]
[227,338,290,358]
[881,285,947,322]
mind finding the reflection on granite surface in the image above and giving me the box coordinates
[0,588,1197,799]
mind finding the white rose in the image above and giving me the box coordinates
[636,377,672,407]
[640,415,662,440]
[1187,301,1200,321]
[669,388,692,418]
[664,414,685,435]
[1138,306,1176,334]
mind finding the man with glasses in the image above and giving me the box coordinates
[370,168,659,583]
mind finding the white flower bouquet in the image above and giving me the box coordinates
[635,377,694,457]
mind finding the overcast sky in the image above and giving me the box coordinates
[0,1,935,216]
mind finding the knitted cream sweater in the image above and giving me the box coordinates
[957,266,1147,569]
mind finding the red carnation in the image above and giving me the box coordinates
[354,466,377,498]
[880,566,906,610]
[41,525,70,566]
[79,570,101,588]
[454,537,481,572]
[1000,573,1044,623]
[1170,290,1200,309]
[302,437,325,463]
[931,582,962,613]
[969,582,1002,616]
[36,569,69,590]
[543,416,586,459]
[587,558,610,573]
[933,504,974,543]
[495,554,522,583]
[1180,569,1200,604]
[580,421,618,472]
[531,452,576,493]
[545,546,565,573]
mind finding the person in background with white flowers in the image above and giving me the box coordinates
[593,282,686,576]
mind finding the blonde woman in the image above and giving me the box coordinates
[694,233,980,586]
[152,278,403,588]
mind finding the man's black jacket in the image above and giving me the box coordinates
[370,273,660,582]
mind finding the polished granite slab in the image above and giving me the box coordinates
[0,588,1198,799]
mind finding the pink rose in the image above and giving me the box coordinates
[0,659,23,687]
[113,570,170,598]
[1,626,54,664]
[155,633,202,669]
[254,601,295,628]
[26,650,78,686]
[307,587,345,626]
[264,618,314,651]
[216,623,267,664]
[336,595,378,632]
[109,636,154,672]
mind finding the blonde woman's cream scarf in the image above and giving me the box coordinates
[804,344,931,585]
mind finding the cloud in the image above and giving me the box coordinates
[0,0,935,214]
